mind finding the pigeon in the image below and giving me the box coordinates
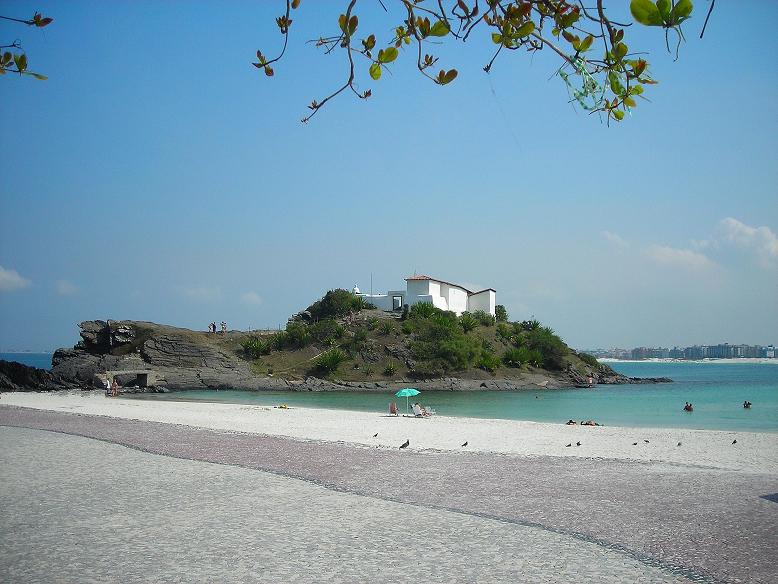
[632,442,638,446]
[644,440,650,443]
[461,441,468,447]
[732,439,737,445]
[373,433,378,437]
[677,442,682,447]
[576,441,581,447]
[399,439,410,449]
[565,443,572,447]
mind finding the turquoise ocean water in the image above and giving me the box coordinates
[2,353,776,432]
[131,361,777,433]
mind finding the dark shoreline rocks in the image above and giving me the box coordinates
[1,319,672,393]
[0,360,72,392]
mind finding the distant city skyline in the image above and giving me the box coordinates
[585,343,777,361]
[1,1,777,351]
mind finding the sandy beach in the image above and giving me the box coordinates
[2,390,776,473]
[2,394,778,583]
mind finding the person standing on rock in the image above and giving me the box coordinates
[221,321,227,334]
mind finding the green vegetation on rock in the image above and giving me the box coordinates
[232,289,607,383]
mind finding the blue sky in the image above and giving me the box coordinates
[1,1,776,351]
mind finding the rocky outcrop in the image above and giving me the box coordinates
[15,319,671,393]
[0,360,71,392]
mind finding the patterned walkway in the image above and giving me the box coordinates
[1,406,777,583]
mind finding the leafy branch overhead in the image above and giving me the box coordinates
[0,12,54,80]
[253,0,712,124]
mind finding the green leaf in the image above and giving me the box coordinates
[31,72,48,80]
[369,63,382,80]
[440,69,457,85]
[491,33,503,44]
[671,0,693,22]
[630,0,663,26]
[624,96,637,107]
[378,47,398,63]
[14,53,27,72]
[614,42,628,61]
[613,110,625,121]
[429,20,450,37]
[579,35,594,52]
[514,21,535,38]
[656,0,671,22]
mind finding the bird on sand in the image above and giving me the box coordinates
[399,439,410,449]
[373,433,378,437]
[632,442,638,446]
[461,441,468,447]
[576,441,581,447]
[732,439,737,444]
[644,439,650,443]
[677,442,682,447]
[565,443,572,447]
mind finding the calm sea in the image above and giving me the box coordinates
[125,361,778,433]
[1,353,53,370]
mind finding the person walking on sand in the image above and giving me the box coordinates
[111,378,119,397]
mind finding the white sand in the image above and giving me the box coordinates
[2,391,776,474]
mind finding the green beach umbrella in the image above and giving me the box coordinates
[395,387,420,415]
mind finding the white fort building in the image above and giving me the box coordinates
[354,275,496,317]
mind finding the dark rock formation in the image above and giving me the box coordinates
[21,319,671,393]
[0,360,71,392]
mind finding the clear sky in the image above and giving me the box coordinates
[1,1,776,351]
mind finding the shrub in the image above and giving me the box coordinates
[527,349,544,368]
[309,319,344,346]
[401,320,415,335]
[525,327,568,370]
[384,361,397,376]
[284,322,312,349]
[503,347,530,368]
[241,336,272,358]
[363,365,373,377]
[342,328,368,356]
[459,312,478,333]
[401,304,409,320]
[408,302,437,319]
[316,348,347,373]
[495,304,508,322]
[430,310,460,331]
[306,289,366,320]
[271,331,289,350]
[379,321,395,335]
[579,352,599,367]
[477,352,501,373]
[471,310,496,327]
[366,317,379,330]
[520,319,541,331]
[496,322,512,342]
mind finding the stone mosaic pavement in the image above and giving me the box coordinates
[1,406,777,583]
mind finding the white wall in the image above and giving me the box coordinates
[406,280,431,299]
[468,290,496,316]
[359,294,393,311]
[446,286,469,315]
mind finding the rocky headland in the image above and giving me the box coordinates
[2,312,670,393]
